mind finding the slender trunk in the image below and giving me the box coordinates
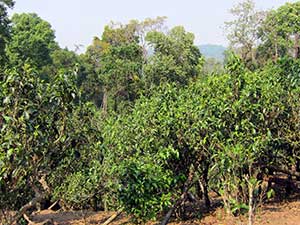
[286,174,293,197]
[104,199,108,212]
[296,158,300,181]
[248,184,254,225]
[294,33,300,59]
[203,180,210,208]
[196,180,203,199]
[200,163,210,208]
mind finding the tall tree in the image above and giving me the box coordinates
[41,48,80,77]
[144,26,202,88]
[100,24,143,113]
[6,13,58,71]
[83,18,168,110]
[80,38,105,107]
[128,16,167,58]
[259,2,300,60]
[0,0,14,67]
[84,23,144,113]
[225,0,266,67]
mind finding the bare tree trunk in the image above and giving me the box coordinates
[296,158,300,181]
[23,214,53,225]
[187,192,197,202]
[294,33,300,59]
[198,163,211,208]
[202,165,211,208]
[248,184,254,225]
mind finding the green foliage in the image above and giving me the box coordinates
[99,52,300,222]
[78,46,104,107]
[48,102,104,209]
[0,0,14,67]
[6,13,58,71]
[257,2,300,65]
[84,24,144,112]
[267,57,300,169]
[52,159,104,209]
[0,64,74,206]
[48,48,80,74]
[100,27,143,112]
[0,64,104,210]
[102,83,198,221]
[145,26,202,88]
[118,160,172,222]
[2,6,300,225]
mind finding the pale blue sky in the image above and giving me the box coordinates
[9,0,296,51]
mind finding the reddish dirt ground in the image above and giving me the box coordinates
[2,179,300,225]
[26,198,300,225]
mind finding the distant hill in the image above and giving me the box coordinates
[199,44,227,61]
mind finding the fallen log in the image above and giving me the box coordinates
[23,214,53,225]
[100,209,122,225]
[47,200,59,210]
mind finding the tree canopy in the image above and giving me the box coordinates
[6,13,58,71]
[0,0,14,67]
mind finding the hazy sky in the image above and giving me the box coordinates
[9,0,296,51]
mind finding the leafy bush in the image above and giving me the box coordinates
[0,65,104,210]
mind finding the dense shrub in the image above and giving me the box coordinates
[0,65,104,211]
[100,55,300,223]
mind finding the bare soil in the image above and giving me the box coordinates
[27,198,300,225]
[2,176,299,225]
